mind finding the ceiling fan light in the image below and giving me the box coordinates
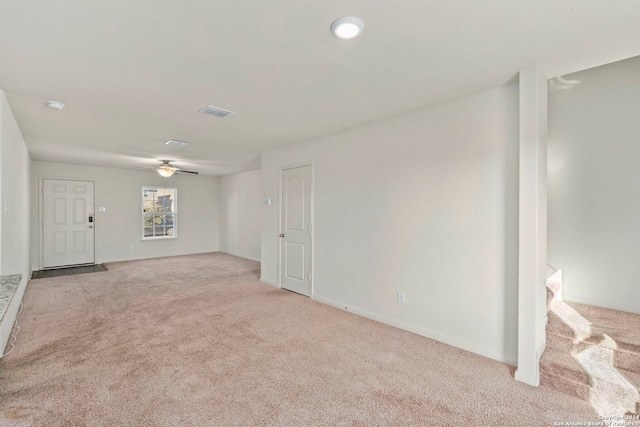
[157,165,175,177]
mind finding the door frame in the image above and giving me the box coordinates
[38,176,97,270]
[277,161,314,296]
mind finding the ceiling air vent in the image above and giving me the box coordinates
[165,140,190,147]
[199,105,234,118]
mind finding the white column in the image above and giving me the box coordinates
[515,67,548,386]
[0,90,3,274]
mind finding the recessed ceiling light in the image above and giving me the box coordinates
[199,105,234,118]
[45,100,65,110]
[165,139,190,147]
[331,16,364,39]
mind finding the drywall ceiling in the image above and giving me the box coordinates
[1,0,639,176]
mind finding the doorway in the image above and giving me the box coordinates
[279,163,313,296]
[41,179,95,268]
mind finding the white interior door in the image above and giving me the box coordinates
[43,179,95,268]
[280,165,312,296]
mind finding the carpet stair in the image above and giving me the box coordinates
[621,370,640,390]
[546,318,640,374]
[542,277,640,415]
[621,370,640,416]
[546,278,640,375]
[540,348,590,400]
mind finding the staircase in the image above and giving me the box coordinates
[542,276,640,416]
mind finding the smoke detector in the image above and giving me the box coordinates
[199,105,234,118]
[46,100,65,110]
[165,140,190,147]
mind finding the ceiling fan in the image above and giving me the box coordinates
[139,160,199,177]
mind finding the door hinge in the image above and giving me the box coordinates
[308,273,311,281]
[309,224,312,232]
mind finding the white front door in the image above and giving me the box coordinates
[280,165,312,296]
[42,179,95,268]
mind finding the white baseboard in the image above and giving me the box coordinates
[514,368,540,387]
[513,338,545,387]
[563,293,640,314]
[260,277,277,287]
[219,251,261,263]
[312,294,516,366]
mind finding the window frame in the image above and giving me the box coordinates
[141,186,178,240]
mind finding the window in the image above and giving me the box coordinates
[142,187,177,239]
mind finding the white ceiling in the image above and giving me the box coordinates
[1,0,639,176]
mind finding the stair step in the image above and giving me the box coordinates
[616,348,640,374]
[546,299,640,375]
[567,302,640,349]
[574,344,640,416]
[541,348,590,387]
[540,370,590,400]
[544,280,640,412]
[540,348,591,400]
[620,369,640,392]
[620,370,640,417]
[546,329,574,353]
[541,347,640,413]
[547,332,640,374]
[548,320,640,354]
[547,279,561,298]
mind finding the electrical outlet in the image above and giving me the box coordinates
[128,244,134,250]
[397,291,406,304]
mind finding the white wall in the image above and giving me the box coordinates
[219,169,261,261]
[30,162,220,269]
[548,56,640,314]
[261,83,519,364]
[0,90,31,353]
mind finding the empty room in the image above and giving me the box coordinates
[1,1,639,425]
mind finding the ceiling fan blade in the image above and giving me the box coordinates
[175,169,199,175]
[136,161,199,175]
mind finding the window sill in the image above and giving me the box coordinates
[141,236,178,241]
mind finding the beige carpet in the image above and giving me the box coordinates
[1,253,596,426]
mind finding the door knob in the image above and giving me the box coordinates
[279,233,285,238]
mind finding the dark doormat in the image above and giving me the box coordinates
[31,264,107,279]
